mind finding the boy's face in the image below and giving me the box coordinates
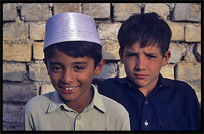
[119,43,170,91]
[45,49,104,107]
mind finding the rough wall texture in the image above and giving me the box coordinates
[3,3,201,130]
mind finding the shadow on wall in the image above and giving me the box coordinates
[3,71,38,131]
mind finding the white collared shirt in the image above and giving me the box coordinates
[24,84,130,130]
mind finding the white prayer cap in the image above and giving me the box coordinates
[44,12,102,50]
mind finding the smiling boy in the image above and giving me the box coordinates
[99,12,201,130]
[24,12,130,130]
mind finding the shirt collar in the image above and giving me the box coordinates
[47,84,106,113]
[125,73,173,89]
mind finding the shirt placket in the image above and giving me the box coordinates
[141,99,152,130]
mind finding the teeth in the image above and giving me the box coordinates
[65,87,77,90]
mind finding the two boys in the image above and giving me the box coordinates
[99,12,201,130]
[24,12,130,130]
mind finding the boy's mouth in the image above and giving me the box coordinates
[64,86,78,91]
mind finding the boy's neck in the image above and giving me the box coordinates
[138,77,159,98]
[65,88,94,113]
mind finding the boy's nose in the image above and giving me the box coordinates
[61,69,74,84]
[135,57,145,70]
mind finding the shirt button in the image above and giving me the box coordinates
[145,100,148,104]
[144,120,148,126]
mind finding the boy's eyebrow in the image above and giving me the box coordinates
[73,61,88,65]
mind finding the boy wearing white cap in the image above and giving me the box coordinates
[24,12,130,131]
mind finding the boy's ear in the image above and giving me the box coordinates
[162,50,171,66]
[119,48,124,63]
[94,59,105,76]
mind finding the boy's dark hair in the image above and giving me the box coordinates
[44,41,102,68]
[118,12,172,56]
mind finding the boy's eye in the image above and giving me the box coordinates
[50,65,62,72]
[126,53,136,57]
[146,54,157,58]
[74,65,85,71]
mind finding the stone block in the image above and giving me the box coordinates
[175,62,201,82]
[113,3,141,21]
[194,43,201,62]
[167,22,184,41]
[3,43,32,62]
[173,3,201,22]
[33,42,44,60]
[168,43,187,64]
[94,63,117,79]
[160,64,175,79]
[29,62,50,81]
[3,62,26,81]
[3,104,24,123]
[144,3,169,20]
[187,81,201,103]
[102,40,120,60]
[118,62,126,78]
[184,44,197,62]
[21,3,49,21]
[30,23,45,40]
[83,3,110,19]
[98,23,121,41]
[54,3,81,14]
[185,24,201,42]
[41,83,55,95]
[3,122,23,131]
[3,22,28,40]
[3,82,38,102]
[3,3,17,21]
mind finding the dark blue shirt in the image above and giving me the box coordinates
[98,74,201,131]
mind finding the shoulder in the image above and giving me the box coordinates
[100,94,129,116]
[25,92,54,113]
[163,78,196,96]
[99,78,127,91]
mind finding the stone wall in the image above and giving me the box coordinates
[3,3,201,130]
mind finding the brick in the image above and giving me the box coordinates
[118,62,126,78]
[173,3,201,22]
[168,43,187,64]
[3,62,26,81]
[3,22,28,40]
[83,3,110,19]
[102,40,120,60]
[41,83,55,95]
[184,44,197,62]
[98,23,121,41]
[194,43,201,62]
[29,62,50,81]
[167,22,184,41]
[175,62,201,82]
[3,82,38,102]
[144,3,169,20]
[94,63,117,79]
[33,42,44,60]
[30,23,45,40]
[3,122,23,131]
[21,3,49,21]
[113,3,141,21]
[3,3,17,21]
[3,104,24,123]
[160,64,174,79]
[3,43,32,62]
[185,24,201,42]
[187,81,201,103]
[54,3,81,14]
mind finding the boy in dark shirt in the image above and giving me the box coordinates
[99,12,201,131]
